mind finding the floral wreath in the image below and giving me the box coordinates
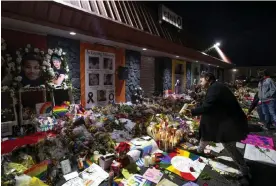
[46,48,71,89]
[15,44,71,89]
[1,38,17,92]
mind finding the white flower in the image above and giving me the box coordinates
[57,51,62,56]
[54,49,58,54]
[61,57,63,61]
[65,75,68,80]
[1,44,6,51]
[62,52,66,55]
[16,51,20,55]
[13,82,18,87]
[16,57,22,64]
[48,49,53,55]
[40,51,45,55]
[42,66,46,70]
[15,76,22,82]
[8,62,15,71]
[25,48,29,53]
[46,54,51,60]
[34,48,39,53]
[17,66,21,72]
[7,57,12,62]
[59,48,63,53]
[26,44,31,48]
[2,86,8,91]
[43,60,51,67]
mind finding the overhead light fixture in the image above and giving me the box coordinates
[208,64,210,65]
[217,66,219,67]
[142,48,147,51]
[214,42,220,47]
[233,69,237,72]
[176,56,179,58]
[69,32,76,35]
[195,61,198,63]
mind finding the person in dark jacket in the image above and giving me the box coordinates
[188,72,250,185]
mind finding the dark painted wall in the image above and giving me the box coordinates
[47,35,81,103]
[125,50,141,102]
[155,57,172,94]
[186,62,192,89]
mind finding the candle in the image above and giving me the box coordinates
[144,156,150,167]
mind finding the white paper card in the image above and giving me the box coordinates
[63,171,79,181]
[244,144,276,165]
[60,159,72,175]
[79,163,109,186]
[62,177,84,186]
[236,142,245,149]
[206,143,224,153]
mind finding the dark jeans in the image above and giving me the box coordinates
[261,100,276,128]
[257,105,266,123]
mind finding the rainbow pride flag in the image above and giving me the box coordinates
[24,160,51,182]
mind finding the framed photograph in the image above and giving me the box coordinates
[103,57,113,70]
[89,57,100,70]
[89,73,100,86]
[104,74,113,86]
[97,90,107,102]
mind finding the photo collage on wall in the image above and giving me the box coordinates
[85,50,115,108]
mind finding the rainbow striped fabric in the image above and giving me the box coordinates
[158,148,206,181]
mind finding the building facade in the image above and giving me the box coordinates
[2,0,232,105]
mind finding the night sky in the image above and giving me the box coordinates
[145,1,276,67]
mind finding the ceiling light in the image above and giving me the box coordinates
[69,32,76,35]
[142,48,147,51]
[176,56,179,58]
[195,61,198,63]
[233,69,237,72]
[217,66,219,67]
[208,64,210,65]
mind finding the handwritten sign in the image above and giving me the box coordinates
[143,168,163,184]
[244,144,276,165]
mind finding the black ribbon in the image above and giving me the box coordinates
[109,93,114,101]
[87,92,94,103]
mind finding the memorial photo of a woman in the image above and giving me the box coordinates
[51,54,66,86]
[21,53,44,87]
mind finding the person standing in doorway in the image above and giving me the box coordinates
[185,72,250,185]
[258,69,276,129]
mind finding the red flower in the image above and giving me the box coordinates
[115,142,130,154]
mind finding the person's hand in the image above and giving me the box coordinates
[184,109,192,117]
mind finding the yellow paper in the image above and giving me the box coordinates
[29,177,49,186]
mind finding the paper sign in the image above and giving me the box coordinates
[63,171,79,181]
[60,159,72,175]
[143,168,163,184]
[79,163,109,186]
[244,144,276,165]
[182,182,199,186]
[156,178,178,186]
[236,142,245,149]
[205,143,224,153]
[62,177,83,186]
[121,174,147,186]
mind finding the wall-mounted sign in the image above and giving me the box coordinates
[159,5,182,29]
[85,50,115,108]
